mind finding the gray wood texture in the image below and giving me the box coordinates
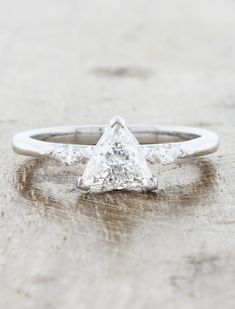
[0,0,235,308]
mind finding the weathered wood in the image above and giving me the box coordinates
[0,0,235,308]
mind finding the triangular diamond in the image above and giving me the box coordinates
[77,116,157,193]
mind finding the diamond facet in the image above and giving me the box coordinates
[78,116,158,193]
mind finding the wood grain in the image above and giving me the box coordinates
[0,0,235,308]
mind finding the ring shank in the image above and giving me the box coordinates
[12,125,219,163]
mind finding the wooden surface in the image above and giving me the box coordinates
[0,0,235,308]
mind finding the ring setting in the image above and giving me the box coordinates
[12,116,219,194]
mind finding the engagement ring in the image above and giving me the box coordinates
[12,116,219,193]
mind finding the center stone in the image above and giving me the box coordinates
[77,116,158,193]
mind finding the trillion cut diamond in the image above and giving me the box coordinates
[77,116,157,193]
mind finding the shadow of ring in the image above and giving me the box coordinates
[14,157,218,217]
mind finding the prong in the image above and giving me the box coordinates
[77,176,89,192]
[146,176,158,191]
[109,116,126,128]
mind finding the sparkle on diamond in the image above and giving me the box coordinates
[78,116,157,193]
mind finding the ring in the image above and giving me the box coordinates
[12,116,219,193]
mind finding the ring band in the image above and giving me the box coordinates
[12,116,219,193]
[12,123,218,163]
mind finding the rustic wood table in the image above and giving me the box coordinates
[0,0,234,308]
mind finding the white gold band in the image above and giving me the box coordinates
[12,124,219,165]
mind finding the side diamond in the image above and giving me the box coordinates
[145,145,184,164]
[50,145,92,165]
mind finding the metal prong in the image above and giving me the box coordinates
[109,116,126,128]
[146,176,158,191]
[77,176,89,192]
